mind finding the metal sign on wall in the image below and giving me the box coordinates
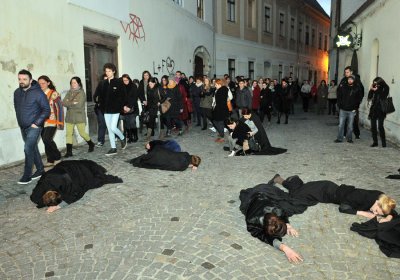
[334,33,354,48]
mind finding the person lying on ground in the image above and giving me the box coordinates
[30,160,123,213]
[130,145,201,171]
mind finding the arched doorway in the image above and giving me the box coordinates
[193,46,211,77]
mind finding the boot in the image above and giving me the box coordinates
[146,128,153,142]
[64,144,73,158]
[277,113,281,124]
[284,115,288,124]
[132,128,139,142]
[87,140,95,152]
[127,129,133,143]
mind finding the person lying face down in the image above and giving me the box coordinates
[270,174,397,222]
[145,140,181,153]
[130,145,201,171]
[30,160,123,213]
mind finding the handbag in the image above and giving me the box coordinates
[140,110,150,124]
[227,100,233,112]
[248,136,261,152]
[161,98,171,114]
[381,96,395,114]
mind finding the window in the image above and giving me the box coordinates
[172,0,183,6]
[227,0,236,22]
[248,61,254,80]
[279,13,285,37]
[298,21,303,43]
[247,0,256,28]
[318,32,322,49]
[197,0,204,19]
[264,6,271,33]
[290,18,295,39]
[324,35,328,51]
[228,59,236,78]
[278,64,283,82]
[305,25,309,45]
[311,28,315,47]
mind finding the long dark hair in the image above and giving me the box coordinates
[263,213,287,238]
[38,75,57,90]
[373,77,389,90]
[70,76,83,88]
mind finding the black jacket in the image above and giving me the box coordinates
[212,86,229,121]
[337,84,363,111]
[123,82,139,115]
[99,78,127,113]
[368,85,389,119]
[14,81,50,128]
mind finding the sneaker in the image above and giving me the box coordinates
[209,127,216,132]
[17,176,32,185]
[228,150,236,157]
[370,143,378,147]
[347,139,354,143]
[31,170,44,180]
[120,138,127,150]
[223,146,230,151]
[105,148,117,156]
[96,142,104,147]
[334,139,342,143]
[215,138,225,143]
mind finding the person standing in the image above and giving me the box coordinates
[316,80,328,115]
[98,63,127,156]
[63,77,95,157]
[14,69,50,184]
[235,79,252,119]
[37,75,64,167]
[212,79,230,142]
[300,80,311,112]
[335,75,362,143]
[121,74,139,143]
[327,80,338,115]
[93,74,107,147]
[275,79,291,124]
[368,77,390,147]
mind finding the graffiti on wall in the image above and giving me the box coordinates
[153,57,176,75]
[120,13,145,45]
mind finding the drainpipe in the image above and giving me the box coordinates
[335,0,341,83]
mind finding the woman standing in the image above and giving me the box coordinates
[212,79,229,143]
[316,80,328,115]
[251,80,261,116]
[38,75,64,167]
[199,77,214,130]
[368,77,390,147]
[121,74,139,143]
[145,78,161,142]
[191,76,204,127]
[259,81,273,124]
[99,63,127,156]
[164,79,183,137]
[327,80,338,115]
[62,77,95,157]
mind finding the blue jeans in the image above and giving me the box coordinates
[104,113,124,149]
[21,126,44,178]
[95,109,107,143]
[337,109,356,141]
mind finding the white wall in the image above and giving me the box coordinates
[340,0,367,24]
[0,0,214,166]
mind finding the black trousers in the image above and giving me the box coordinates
[41,126,61,162]
[371,116,386,146]
[201,107,213,129]
[302,96,309,112]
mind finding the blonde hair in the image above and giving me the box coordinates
[378,194,396,215]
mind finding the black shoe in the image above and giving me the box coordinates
[334,139,342,143]
[201,127,207,130]
[347,139,354,143]
[355,136,360,139]
[120,138,127,150]
[31,170,44,180]
[17,176,32,185]
[223,146,230,151]
[105,148,117,156]
[370,143,378,147]
[267,174,280,185]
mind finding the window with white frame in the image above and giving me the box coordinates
[228,59,236,78]
[278,64,283,82]
[227,0,236,22]
[264,6,272,33]
[248,61,254,80]
[197,0,204,20]
[247,0,256,28]
[279,13,285,37]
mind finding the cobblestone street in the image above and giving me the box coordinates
[1,109,399,280]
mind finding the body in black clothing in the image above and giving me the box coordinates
[368,82,389,146]
[30,160,123,208]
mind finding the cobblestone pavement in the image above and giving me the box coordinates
[1,107,400,280]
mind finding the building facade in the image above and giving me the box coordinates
[329,0,400,143]
[214,0,330,83]
[0,0,214,166]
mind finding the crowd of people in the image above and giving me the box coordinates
[12,64,398,262]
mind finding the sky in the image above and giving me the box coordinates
[317,0,331,16]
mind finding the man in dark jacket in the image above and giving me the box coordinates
[335,75,363,143]
[235,80,252,119]
[14,69,50,184]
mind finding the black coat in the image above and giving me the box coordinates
[30,160,122,208]
[138,80,149,102]
[212,86,229,121]
[130,146,191,171]
[260,88,273,110]
[231,120,251,146]
[99,78,127,114]
[123,82,139,115]
[161,86,182,118]
[368,85,389,119]
[146,87,161,117]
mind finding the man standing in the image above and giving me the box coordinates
[14,69,50,184]
[235,79,252,119]
[335,75,362,143]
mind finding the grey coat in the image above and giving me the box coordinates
[63,88,87,124]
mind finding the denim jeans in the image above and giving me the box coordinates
[337,109,356,141]
[21,126,44,178]
[104,113,124,149]
[95,109,107,143]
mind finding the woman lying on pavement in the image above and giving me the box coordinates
[270,174,397,221]
[130,145,201,171]
[30,160,123,213]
